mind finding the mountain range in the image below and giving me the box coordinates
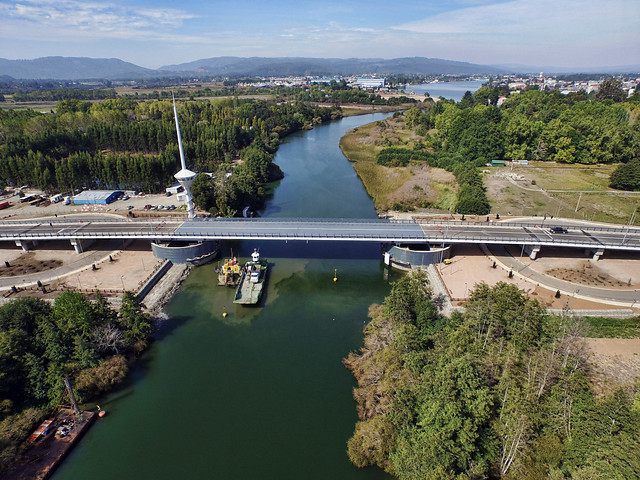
[0,57,156,81]
[0,56,638,81]
[0,56,505,81]
[158,56,507,77]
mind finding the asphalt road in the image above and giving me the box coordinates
[0,216,639,251]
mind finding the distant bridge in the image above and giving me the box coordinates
[1,217,639,259]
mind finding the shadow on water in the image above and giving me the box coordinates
[152,314,191,342]
[219,239,384,261]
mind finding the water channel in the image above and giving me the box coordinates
[53,113,397,480]
[404,79,486,101]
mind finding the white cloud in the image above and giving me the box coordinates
[0,0,197,40]
[393,0,639,41]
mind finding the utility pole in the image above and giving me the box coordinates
[574,192,583,213]
[623,206,637,245]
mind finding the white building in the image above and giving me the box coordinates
[355,78,386,89]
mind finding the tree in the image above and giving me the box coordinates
[191,173,217,212]
[595,78,626,102]
[610,158,640,191]
[118,292,151,350]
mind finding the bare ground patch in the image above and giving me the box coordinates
[0,252,62,276]
[583,338,640,396]
[546,261,636,288]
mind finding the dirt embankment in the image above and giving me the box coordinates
[583,337,640,397]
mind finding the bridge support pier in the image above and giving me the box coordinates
[524,245,541,260]
[15,239,38,251]
[587,248,605,261]
[70,238,94,254]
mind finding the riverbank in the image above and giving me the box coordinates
[339,112,456,211]
[4,410,96,480]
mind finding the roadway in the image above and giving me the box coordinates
[0,216,639,252]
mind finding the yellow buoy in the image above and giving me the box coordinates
[222,311,228,318]
[333,268,338,282]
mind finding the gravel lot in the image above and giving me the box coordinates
[1,189,188,220]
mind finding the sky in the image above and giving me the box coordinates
[1,0,639,69]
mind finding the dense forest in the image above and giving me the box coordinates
[373,81,640,214]
[0,292,151,474]
[0,97,340,216]
[345,272,640,479]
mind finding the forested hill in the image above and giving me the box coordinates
[158,56,507,76]
[0,57,157,80]
[0,56,506,80]
[345,272,640,479]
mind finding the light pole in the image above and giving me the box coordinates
[622,206,637,245]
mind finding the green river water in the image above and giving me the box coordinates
[52,113,396,480]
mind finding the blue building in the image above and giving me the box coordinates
[72,190,121,205]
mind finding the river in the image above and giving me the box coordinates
[403,79,486,101]
[52,113,397,480]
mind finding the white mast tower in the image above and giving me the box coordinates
[172,93,196,219]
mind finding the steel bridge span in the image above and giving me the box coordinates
[1,217,639,259]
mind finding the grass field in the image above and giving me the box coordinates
[583,316,640,338]
[339,116,456,211]
[485,161,640,225]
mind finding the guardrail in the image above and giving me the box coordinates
[0,230,638,249]
[2,215,638,234]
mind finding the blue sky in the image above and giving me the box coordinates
[1,0,638,69]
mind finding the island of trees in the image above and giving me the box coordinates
[345,272,640,479]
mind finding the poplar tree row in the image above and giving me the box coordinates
[0,97,339,205]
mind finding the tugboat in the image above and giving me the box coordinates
[216,257,241,286]
[233,249,268,305]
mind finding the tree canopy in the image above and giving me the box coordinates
[346,274,640,479]
[0,97,338,215]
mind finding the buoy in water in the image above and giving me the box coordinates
[333,269,338,282]
[99,410,107,417]
[222,311,228,318]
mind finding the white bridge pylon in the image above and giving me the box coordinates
[172,93,196,219]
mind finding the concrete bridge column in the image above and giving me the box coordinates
[587,248,605,261]
[15,240,39,251]
[70,238,94,254]
[524,244,541,260]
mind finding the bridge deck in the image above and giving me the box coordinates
[0,217,639,251]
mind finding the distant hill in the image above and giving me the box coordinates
[0,57,158,80]
[159,56,507,76]
[2,56,636,81]
[494,63,640,74]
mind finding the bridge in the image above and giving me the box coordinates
[1,216,639,260]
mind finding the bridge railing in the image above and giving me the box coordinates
[2,216,638,234]
[0,230,638,249]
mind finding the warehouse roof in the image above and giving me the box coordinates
[72,190,121,203]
